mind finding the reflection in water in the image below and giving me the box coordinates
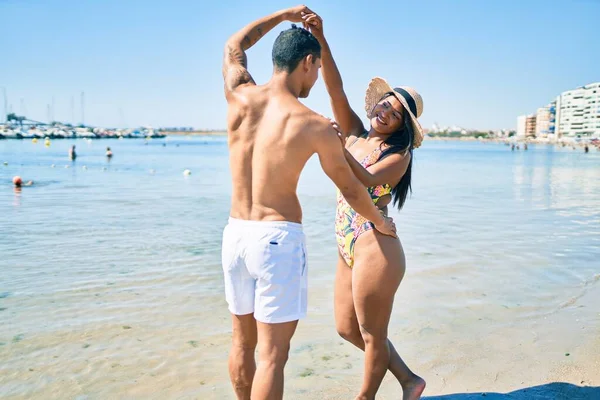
[513,145,600,214]
[13,187,21,206]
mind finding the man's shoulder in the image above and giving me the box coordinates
[289,108,333,132]
[286,111,339,154]
[226,83,266,105]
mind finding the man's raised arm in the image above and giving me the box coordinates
[222,5,311,95]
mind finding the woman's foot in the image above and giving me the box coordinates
[402,375,426,400]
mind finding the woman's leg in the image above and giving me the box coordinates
[334,254,364,347]
[334,250,425,399]
[350,232,425,400]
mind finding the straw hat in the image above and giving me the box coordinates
[364,77,424,148]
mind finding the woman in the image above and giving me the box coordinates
[303,13,426,400]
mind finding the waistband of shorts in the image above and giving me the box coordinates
[227,217,303,232]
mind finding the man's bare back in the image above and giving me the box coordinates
[227,83,328,223]
[221,6,392,229]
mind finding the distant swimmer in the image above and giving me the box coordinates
[69,145,77,161]
[106,147,113,159]
[13,176,33,188]
[584,145,589,153]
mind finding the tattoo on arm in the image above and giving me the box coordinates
[225,68,255,91]
[223,44,254,91]
[227,45,247,68]
[242,35,251,48]
[241,24,265,49]
[222,22,268,92]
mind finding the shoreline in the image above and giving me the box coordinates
[160,130,227,136]
[2,129,596,148]
[424,136,600,150]
[0,134,167,140]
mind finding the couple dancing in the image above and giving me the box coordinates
[221,5,425,400]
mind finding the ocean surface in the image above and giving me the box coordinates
[1,137,599,399]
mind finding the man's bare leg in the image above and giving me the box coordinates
[229,313,258,400]
[251,320,298,400]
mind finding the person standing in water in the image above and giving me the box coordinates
[69,145,77,161]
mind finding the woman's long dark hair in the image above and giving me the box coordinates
[375,92,414,210]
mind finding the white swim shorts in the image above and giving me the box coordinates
[221,217,308,323]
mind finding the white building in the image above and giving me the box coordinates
[517,115,527,137]
[517,115,536,137]
[555,82,600,138]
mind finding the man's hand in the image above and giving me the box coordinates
[374,215,397,238]
[285,5,315,24]
[302,12,323,38]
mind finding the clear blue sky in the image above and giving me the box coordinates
[1,0,598,130]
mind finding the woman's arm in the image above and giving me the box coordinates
[344,148,411,188]
[304,13,364,138]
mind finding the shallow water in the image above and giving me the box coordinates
[1,137,598,399]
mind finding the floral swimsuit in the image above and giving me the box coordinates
[335,134,392,268]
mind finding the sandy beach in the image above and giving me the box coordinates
[2,265,598,399]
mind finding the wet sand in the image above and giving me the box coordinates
[1,270,598,399]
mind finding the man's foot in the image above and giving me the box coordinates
[402,375,426,400]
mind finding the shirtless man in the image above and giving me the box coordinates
[221,6,396,400]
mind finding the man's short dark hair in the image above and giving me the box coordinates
[272,25,321,73]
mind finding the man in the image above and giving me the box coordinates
[221,5,396,400]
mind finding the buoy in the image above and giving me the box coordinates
[183,169,191,176]
[32,138,38,143]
